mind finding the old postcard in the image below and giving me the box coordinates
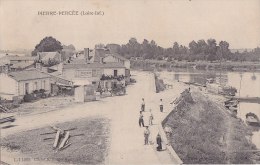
[0,0,260,164]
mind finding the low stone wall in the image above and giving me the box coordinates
[158,89,193,164]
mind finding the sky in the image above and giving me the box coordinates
[1,0,260,50]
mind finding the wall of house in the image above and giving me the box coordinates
[0,73,18,99]
[103,68,125,76]
[18,78,51,95]
[62,68,102,84]
[103,55,130,69]
[103,56,120,63]
[124,60,131,69]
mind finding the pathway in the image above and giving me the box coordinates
[1,71,186,164]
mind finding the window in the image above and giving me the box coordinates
[105,82,108,88]
[43,80,46,90]
[92,81,96,85]
[34,82,38,90]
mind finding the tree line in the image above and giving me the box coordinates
[106,38,260,62]
[31,36,260,62]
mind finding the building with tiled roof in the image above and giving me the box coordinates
[0,68,74,100]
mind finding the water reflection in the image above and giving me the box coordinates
[227,72,260,97]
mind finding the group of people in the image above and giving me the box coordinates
[138,98,165,151]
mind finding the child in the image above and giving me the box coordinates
[149,109,154,125]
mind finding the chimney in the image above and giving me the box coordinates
[84,48,89,63]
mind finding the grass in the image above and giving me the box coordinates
[1,117,110,164]
[164,91,256,164]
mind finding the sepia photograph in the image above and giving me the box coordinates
[0,0,260,164]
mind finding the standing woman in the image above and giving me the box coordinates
[156,133,162,151]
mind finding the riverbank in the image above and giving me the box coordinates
[131,59,260,72]
[162,87,258,163]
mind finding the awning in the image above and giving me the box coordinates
[73,79,91,86]
[56,82,73,87]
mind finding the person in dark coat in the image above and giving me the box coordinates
[156,133,162,151]
[141,98,145,112]
[139,111,144,127]
[159,99,163,112]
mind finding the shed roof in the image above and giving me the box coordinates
[10,62,34,69]
[8,70,51,81]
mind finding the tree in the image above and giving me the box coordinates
[95,43,105,49]
[189,40,199,55]
[206,39,217,61]
[173,42,180,55]
[217,41,230,60]
[31,36,63,56]
[197,39,207,54]
[106,44,121,53]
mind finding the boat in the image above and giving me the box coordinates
[224,99,239,108]
[246,112,260,126]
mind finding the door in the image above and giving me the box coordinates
[25,83,29,94]
[114,70,118,77]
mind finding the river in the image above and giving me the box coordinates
[159,70,260,149]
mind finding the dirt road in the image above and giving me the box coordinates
[1,71,185,164]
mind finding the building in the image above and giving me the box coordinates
[0,55,37,73]
[37,52,62,65]
[9,62,35,71]
[102,53,131,83]
[0,55,36,65]
[62,62,126,90]
[0,70,52,100]
[0,69,73,100]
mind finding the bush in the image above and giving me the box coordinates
[39,89,46,93]
[33,90,39,94]
[23,94,35,102]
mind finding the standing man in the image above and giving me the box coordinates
[141,98,145,112]
[139,111,144,127]
[144,126,150,145]
[160,99,163,112]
